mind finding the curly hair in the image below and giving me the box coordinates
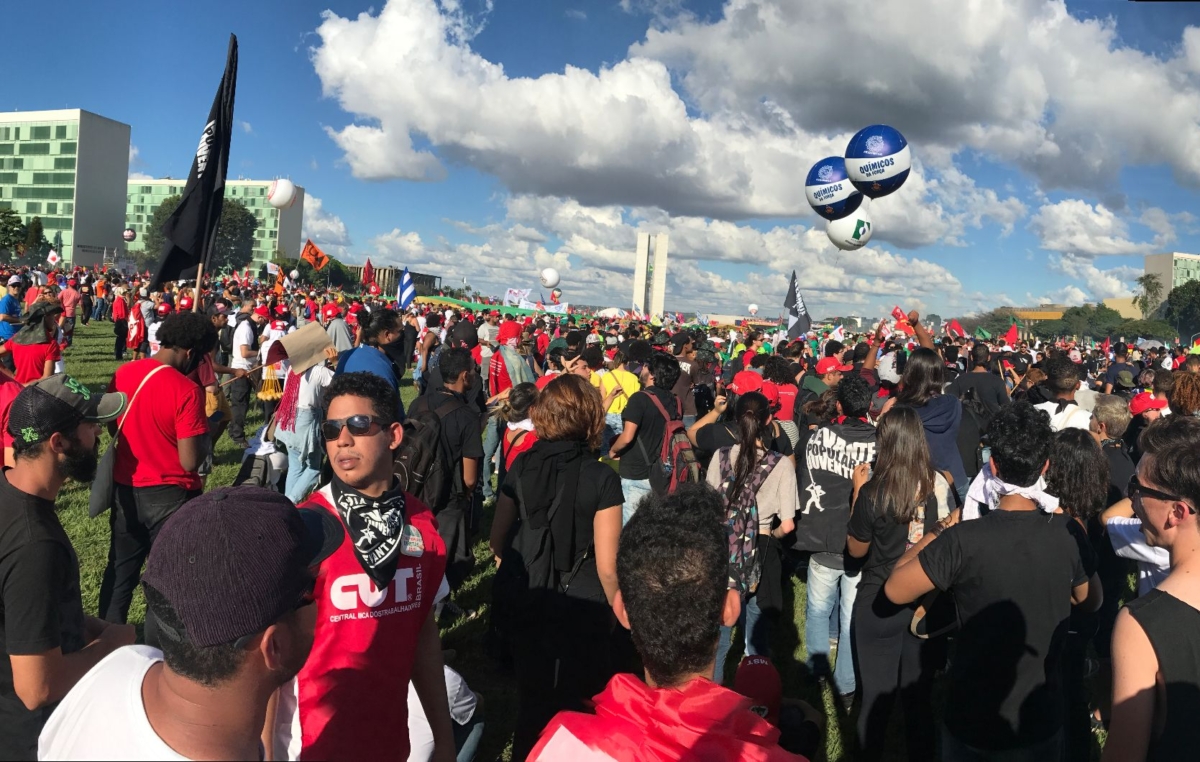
[1169,371,1200,417]
[156,312,218,355]
[321,371,401,427]
[617,483,728,688]
[987,402,1053,487]
[1046,428,1109,522]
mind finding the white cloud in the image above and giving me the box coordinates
[301,195,351,255]
[128,144,153,180]
[1048,253,1140,301]
[564,9,586,20]
[239,121,254,135]
[1030,199,1173,257]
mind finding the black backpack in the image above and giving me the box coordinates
[396,393,465,510]
[956,386,992,479]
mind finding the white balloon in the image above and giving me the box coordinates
[748,303,759,316]
[289,269,300,280]
[539,267,561,288]
[267,179,297,209]
[826,199,873,251]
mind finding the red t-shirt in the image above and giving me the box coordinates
[489,352,514,397]
[5,340,60,384]
[775,383,799,422]
[278,487,448,761]
[108,359,208,490]
[535,372,559,391]
[0,378,22,466]
[111,296,128,321]
[503,428,538,471]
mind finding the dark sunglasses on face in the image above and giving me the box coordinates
[321,415,387,440]
[1128,475,1195,515]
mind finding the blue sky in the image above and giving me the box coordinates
[13,0,1200,318]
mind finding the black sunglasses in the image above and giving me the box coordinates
[1128,475,1194,515]
[321,415,387,440]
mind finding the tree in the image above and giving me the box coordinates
[141,195,258,275]
[0,208,23,262]
[1135,273,1164,320]
[1166,279,1200,339]
[956,307,1017,338]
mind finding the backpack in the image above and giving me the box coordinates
[395,393,466,510]
[957,386,992,479]
[717,448,782,595]
[635,392,702,495]
[426,344,445,374]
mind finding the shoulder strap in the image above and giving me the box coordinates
[433,393,467,419]
[642,390,674,422]
[116,364,170,436]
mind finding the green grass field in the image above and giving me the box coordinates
[56,320,1109,761]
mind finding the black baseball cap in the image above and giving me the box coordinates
[142,487,344,648]
[7,374,126,446]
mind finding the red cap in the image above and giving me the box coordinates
[734,655,781,725]
[760,380,781,410]
[253,305,270,318]
[178,296,193,311]
[728,370,764,396]
[156,302,172,316]
[816,357,853,375]
[1130,392,1168,416]
[489,310,501,317]
[322,303,341,319]
[274,304,289,316]
[498,320,522,345]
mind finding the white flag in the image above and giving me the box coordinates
[829,325,845,342]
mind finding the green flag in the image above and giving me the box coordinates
[974,326,992,340]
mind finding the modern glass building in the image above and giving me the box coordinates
[125,178,304,269]
[0,109,130,267]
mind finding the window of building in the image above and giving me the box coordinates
[63,203,72,215]
[0,144,12,156]
[2,159,21,170]
[13,187,73,200]
[46,203,56,214]
[55,125,67,140]
[53,157,74,170]
[0,173,15,184]
[59,142,76,155]
[30,126,50,140]
[0,202,9,210]
[26,203,40,214]
[269,230,277,239]
[19,143,49,155]
[140,186,152,195]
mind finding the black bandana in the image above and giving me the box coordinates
[330,474,408,587]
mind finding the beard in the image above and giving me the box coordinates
[58,435,99,483]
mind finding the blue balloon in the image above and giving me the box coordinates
[844,125,911,198]
[804,156,864,221]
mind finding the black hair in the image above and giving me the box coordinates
[156,312,219,355]
[825,340,844,358]
[749,354,769,370]
[836,373,871,418]
[321,371,400,427]
[727,392,771,504]
[762,356,795,386]
[425,312,443,329]
[970,343,991,369]
[897,348,945,407]
[360,308,400,347]
[617,484,728,687]
[1046,428,1109,523]
[853,342,870,363]
[546,346,566,371]
[986,402,1053,487]
[439,347,474,384]
[647,351,681,391]
[944,345,960,365]
[1042,356,1082,397]
[497,382,538,423]
[144,585,242,687]
[581,346,605,371]
[565,330,583,349]
[1139,416,1200,515]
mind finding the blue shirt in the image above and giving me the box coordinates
[336,345,406,420]
[0,294,21,341]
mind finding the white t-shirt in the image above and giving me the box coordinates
[147,321,163,355]
[232,318,256,371]
[406,665,478,762]
[1033,401,1092,432]
[39,645,190,760]
[298,364,336,410]
[1106,517,1171,596]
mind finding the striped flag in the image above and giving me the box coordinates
[397,267,415,309]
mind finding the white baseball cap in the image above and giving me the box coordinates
[7,275,21,286]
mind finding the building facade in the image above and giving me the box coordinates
[1144,252,1200,310]
[343,265,441,298]
[125,178,304,268]
[633,232,668,317]
[0,109,130,267]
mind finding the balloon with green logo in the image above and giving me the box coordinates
[826,198,873,251]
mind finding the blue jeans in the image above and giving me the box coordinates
[805,556,858,695]
[682,414,696,429]
[714,592,768,684]
[603,412,623,453]
[284,443,322,504]
[621,478,652,525]
[481,416,501,500]
[454,703,485,762]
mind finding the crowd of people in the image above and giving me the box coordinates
[1,262,1199,761]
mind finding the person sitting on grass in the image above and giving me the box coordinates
[528,483,807,761]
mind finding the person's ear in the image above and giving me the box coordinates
[1169,501,1193,529]
[47,431,69,456]
[258,622,286,673]
[388,422,403,452]
[613,590,631,632]
[721,589,741,628]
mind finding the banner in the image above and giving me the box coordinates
[518,298,567,314]
[505,288,532,306]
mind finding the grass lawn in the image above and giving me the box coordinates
[57,321,1109,761]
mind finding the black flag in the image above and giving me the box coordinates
[783,270,811,340]
[152,34,238,289]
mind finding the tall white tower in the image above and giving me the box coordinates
[633,233,668,317]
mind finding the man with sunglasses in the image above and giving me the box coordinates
[38,487,338,760]
[1105,416,1200,761]
[273,372,456,762]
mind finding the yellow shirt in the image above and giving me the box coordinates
[600,368,641,414]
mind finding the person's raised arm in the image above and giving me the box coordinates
[862,321,886,372]
[687,395,726,446]
[908,310,936,351]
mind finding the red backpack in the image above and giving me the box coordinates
[635,392,702,495]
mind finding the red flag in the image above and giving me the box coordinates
[368,282,381,296]
[891,305,907,323]
[300,239,330,271]
[1102,337,1112,354]
[947,319,966,339]
[362,258,375,286]
[1003,322,1018,347]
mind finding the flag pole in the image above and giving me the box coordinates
[193,260,203,313]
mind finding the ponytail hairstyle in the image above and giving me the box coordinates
[496,382,538,424]
[727,392,771,503]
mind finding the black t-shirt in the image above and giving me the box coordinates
[0,471,86,759]
[694,420,794,458]
[946,370,1011,415]
[501,453,623,601]
[918,510,1089,750]
[408,390,485,497]
[847,488,916,597]
[1103,442,1136,506]
[619,387,679,480]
